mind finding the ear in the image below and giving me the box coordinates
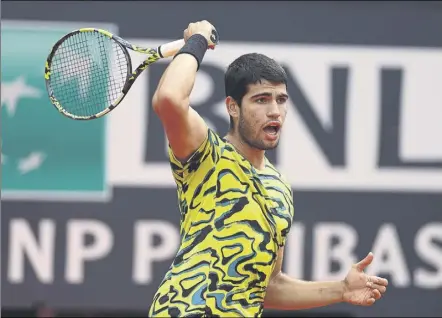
[225,96,239,119]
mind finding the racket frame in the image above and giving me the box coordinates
[45,28,164,120]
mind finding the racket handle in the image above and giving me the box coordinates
[158,29,219,58]
[158,39,186,58]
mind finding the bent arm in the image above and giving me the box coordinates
[264,273,344,310]
[264,247,344,310]
[152,40,208,162]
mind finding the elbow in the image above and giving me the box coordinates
[152,89,186,116]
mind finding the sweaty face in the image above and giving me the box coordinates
[237,80,288,150]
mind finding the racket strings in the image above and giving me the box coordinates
[48,31,128,117]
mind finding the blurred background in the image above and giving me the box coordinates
[1,1,442,317]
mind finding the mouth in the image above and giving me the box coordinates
[263,121,281,137]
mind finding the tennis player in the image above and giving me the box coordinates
[148,20,388,317]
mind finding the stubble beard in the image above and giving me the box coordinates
[237,114,280,151]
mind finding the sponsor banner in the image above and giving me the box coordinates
[1,21,117,202]
[109,39,442,193]
[3,28,440,198]
[1,188,441,317]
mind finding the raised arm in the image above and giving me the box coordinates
[264,248,388,310]
[152,21,216,162]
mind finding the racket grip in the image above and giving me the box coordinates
[158,39,186,58]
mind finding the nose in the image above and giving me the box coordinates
[266,101,281,119]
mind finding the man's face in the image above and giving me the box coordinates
[236,80,288,150]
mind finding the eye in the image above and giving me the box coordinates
[256,98,267,104]
[277,97,287,104]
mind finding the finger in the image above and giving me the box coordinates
[356,252,374,271]
[368,275,389,287]
[373,276,389,286]
[365,298,375,306]
[183,29,190,41]
[202,20,212,28]
[372,289,382,300]
[366,282,387,293]
[186,23,195,36]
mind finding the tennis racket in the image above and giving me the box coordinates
[44,28,219,120]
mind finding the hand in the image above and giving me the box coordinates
[342,252,389,306]
[183,20,216,48]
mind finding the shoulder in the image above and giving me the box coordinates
[168,128,226,178]
[207,128,225,148]
[265,159,293,193]
[265,159,289,182]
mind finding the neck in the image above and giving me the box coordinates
[225,130,266,170]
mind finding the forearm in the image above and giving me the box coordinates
[153,54,198,108]
[264,273,345,310]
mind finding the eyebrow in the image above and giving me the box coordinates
[250,92,289,99]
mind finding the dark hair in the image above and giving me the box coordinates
[224,53,288,129]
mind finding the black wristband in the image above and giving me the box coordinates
[174,34,208,70]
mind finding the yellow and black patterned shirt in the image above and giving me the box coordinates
[149,129,294,317]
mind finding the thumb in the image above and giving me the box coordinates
[356,252,374,271]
